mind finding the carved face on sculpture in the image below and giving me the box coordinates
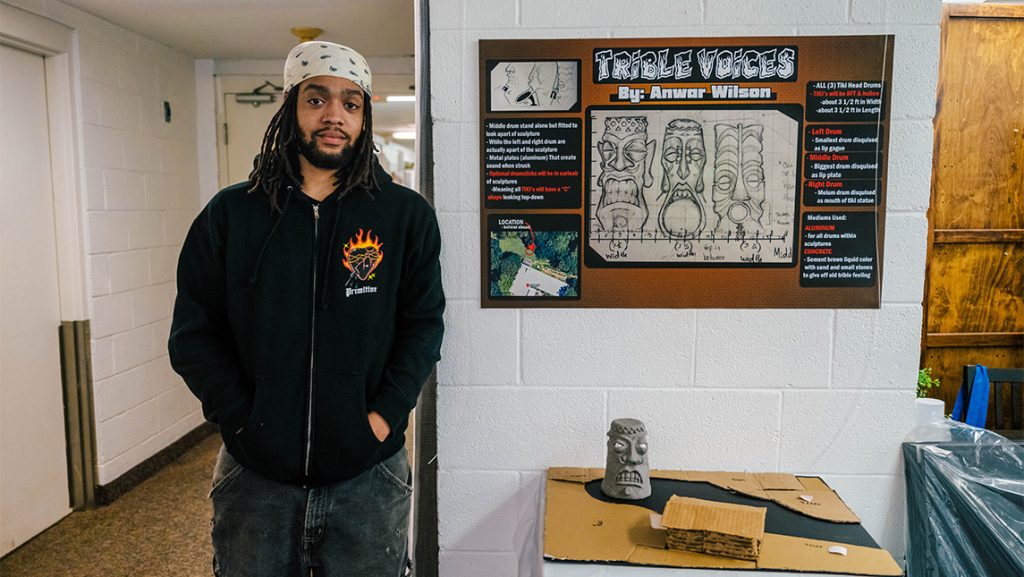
[658,119,707,239]
[712,123,765,235]
[596,117,655,233]
[601,418,651,500]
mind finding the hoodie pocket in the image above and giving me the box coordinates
[229,371,305,481]
[313,368,381,480]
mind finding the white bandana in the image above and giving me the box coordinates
[284,41,373,96]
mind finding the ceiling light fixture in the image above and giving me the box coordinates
[392,131,416,140]
[386,95,416,102]
[291,27,324,42]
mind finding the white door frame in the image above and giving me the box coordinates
[0,3,88,321]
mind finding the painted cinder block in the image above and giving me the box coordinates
[832,305,922,390]
[126,210,164,249]
[521,0,701,28]
[90,291,133,338]
[888,26,940,121]
[163,209,195,246]
[139,95,173,139]
[850,0,886,24]
[77,35,120,85]
[122,132,162,174]
[84,167,106,211]
[117,51,159,95]
[439,552,517,577]
[437,212,479,301]
[779,390,916,475]
[148,246,178,285]
[131,283,172,327]
[430,30,466,123]
[881,213,927,304]
[93,362,156,421]
[111,325,155,374]
[97,85,140,132]
[438,470,521,551]
[157,382,201,429]
[611,25,798,39]
[430,0,463,30]
[608,389,782,471]
[90,254,110,296]
[107,249,150,293]
[91,335,115,381]
[466,0,519,29]
[886,0,942,25]
[886,120,934,212]
[432,121,477,213]
[89,211,131,254]
[706,0,848,25]
[438,303,520,386]
[104,169,146,210]
[695,309,833,388]
[437,387,605,470]
[82,124,124,170]
[521,309,696,388]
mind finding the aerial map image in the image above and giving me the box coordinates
[489,215,579,299]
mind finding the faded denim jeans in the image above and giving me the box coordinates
[210,444,412,577]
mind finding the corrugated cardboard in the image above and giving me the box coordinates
[544,468,901,575]
[661,496,766,560]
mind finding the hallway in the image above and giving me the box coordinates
[1,434,218,577]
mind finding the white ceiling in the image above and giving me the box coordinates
[60,0,417,135]
[60,0,415,59]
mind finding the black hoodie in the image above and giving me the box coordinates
[168,163,444,484]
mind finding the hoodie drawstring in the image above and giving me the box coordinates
[249,186,294,285]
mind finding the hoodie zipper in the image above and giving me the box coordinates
[304,203,320,477]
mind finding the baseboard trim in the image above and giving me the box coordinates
[94,423,217,506]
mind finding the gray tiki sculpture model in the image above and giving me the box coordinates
[601,418,651,500]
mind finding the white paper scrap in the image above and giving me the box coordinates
[799,494,815,503]
[650,513,663,530]
[828,546,848,556]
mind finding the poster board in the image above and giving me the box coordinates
[479,36,894,308]
[543,468,903,575]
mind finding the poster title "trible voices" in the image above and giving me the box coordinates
[593,46,799,83]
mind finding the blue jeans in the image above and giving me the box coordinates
[210,444,412,577]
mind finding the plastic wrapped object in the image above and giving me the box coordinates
[902,419,1024,577]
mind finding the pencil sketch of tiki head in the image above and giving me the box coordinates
[601,418,651,500]
[596,116,655,234]
[712,123,766,237]
[658,119,707,240]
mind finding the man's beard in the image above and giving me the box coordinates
[297,127,357,170]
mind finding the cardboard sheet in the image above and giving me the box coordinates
[544,468,901,575]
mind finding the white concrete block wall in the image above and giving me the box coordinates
[7,0,204,485]
[432,1,941,574]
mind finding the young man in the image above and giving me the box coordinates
[168,41,444,577]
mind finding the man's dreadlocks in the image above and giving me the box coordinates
[248,88,377,212]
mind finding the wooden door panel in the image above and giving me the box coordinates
[931,17,1024,230]
[925,243,1023,333]
[922,6,1024,417]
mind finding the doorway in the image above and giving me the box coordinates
[0,42,72,556]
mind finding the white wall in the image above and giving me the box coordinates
[430,1,940,575]
[4,0,204,485]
